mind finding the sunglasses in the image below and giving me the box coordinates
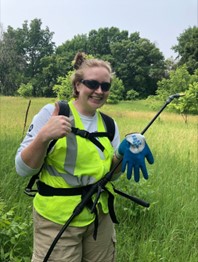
[80,79,111,92]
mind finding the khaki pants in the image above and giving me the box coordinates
[31,208,116,262]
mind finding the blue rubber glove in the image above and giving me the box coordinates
[117,133,154,182]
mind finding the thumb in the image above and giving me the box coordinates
[145,144,154,164]
[52,102,60,116]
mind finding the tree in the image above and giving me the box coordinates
[172,26,198,74]
[55,34,88,76]
[164,57,178,77]
[111,33,165,98]
[87,27,128,57]
[23,19,55,96]
[55,27,129,78]
[107,77,125,104]
[53,71,73,100]
[156,65,198,115]
[0,23,3,41]
[0,19,55,96]
[53,70,125,104]
[174,82,198,121]
[56,28,165,99]
[126,89,139,100]
[1,23,167,98]
[0,26,25,95]
[17,82,33,97]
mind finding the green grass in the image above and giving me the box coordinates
[0,96,197,261]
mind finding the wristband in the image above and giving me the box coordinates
[114,149,123,160]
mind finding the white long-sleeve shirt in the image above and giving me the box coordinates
[15,104,121,177]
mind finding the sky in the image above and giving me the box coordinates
[0,0,197,59]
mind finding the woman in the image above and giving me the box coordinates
[15,52,123,262]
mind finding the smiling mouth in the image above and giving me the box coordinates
[89,95,104,102]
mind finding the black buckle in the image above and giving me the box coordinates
[24,188,37,197]
[72,127,90,138]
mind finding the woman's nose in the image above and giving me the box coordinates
[95,85,103,93]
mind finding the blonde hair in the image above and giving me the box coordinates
[71,52,113,98]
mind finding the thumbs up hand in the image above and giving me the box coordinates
[52,101,60,116]
[41,102,72,142]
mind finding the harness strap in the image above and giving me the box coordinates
[107,190,119,224]
[37,181,118,239]
[24,101,115,197]
[37,180,92,196]
[71,127,110,152]
[81,187,99,240]
[24,126,112,196]
[24,174,39,197]
[100,112,115,142]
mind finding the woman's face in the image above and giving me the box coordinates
[74,66,111,116]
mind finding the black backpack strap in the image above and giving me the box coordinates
[71,127,110,152]
[46,101,70,153]
[56,101,116,143]
[24,102,115,196]
[24,101,71,197]
[58,100,70,116]
[100,112,115,142]
[58,101,116,142]
[24,173,40,197]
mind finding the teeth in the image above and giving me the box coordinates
[91,96,102,100]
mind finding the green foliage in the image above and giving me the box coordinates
[0,200,32,262]
[157,65,191,97]
[111,35,165,98]
[53,71,73,100]
[0,19,55,97]
[1,18,197,108]
[164,57,178,75]
[87,27,128,56]
[0,31,25,95]
[53,70,125,104]
[172,26,198,73]
[0,21,166,99]
[17,82,33,97]
[174,82,198,115]
[108,77,125,104]
[157,65,198,114]
[57,27,164,100]
[126,89,139,100]
[0,97,197,261]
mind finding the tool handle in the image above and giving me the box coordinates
[114,188,150,208]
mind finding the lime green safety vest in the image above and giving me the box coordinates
[33,101,115,227]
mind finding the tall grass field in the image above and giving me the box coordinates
[0,96,197,262]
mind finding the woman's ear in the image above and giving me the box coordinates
[76,81,81,93]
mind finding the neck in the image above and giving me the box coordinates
[73,100,96,116]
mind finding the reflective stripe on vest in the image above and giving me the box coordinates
[44,163,96,186]
[33,101,115,226]
[40,100,114,187]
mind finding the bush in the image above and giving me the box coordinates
[107,77,125,104]
[126,89,139,100]
[0,200,32,261]
[17,83,33,97]
[156,65,198,115]
[53,71,73,101]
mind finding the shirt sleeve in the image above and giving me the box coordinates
[111,121,121,150]
[15,104,55,176]
[111,120,123,180]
